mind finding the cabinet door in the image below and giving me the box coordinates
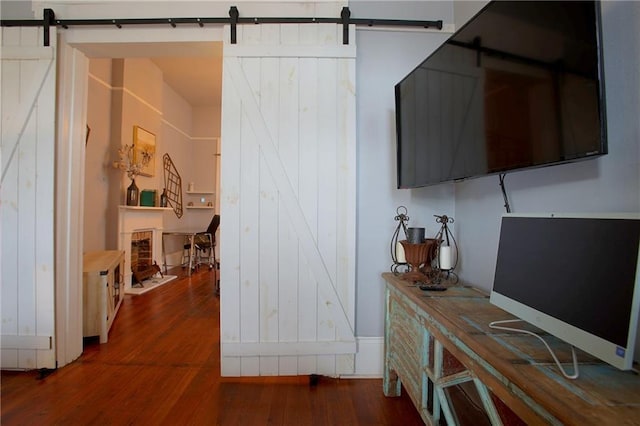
[106,269,115,325]
[82,272,105,338]
[113,261,122,309]
[106,255,124,328]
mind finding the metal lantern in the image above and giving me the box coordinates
[390,206,410,274]
[433,214,459,284]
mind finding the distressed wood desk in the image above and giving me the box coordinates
[382,272,640,425]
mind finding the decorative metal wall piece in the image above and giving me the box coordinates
[162,153,183,218]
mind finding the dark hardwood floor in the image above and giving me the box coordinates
[1,267,423,425]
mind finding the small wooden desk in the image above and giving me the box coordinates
[161,228,200,275]
[382,272,640,425]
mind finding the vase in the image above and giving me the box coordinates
[160,188,168,207]
[400,238,439,283]
[126,179,139,206]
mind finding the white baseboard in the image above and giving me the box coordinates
[346,336,384,378]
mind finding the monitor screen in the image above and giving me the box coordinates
[490,213,640,370]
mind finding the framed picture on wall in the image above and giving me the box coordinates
[133,125,155,177]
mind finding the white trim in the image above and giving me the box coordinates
[88,73,162,115]
[161,116,191,139]
[87,72,112,90]
[116,87,163,116]
[350,337,384,378]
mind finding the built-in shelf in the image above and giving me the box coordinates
[186,190,215,195]
[186,205,215,210]
[119,206,172,211]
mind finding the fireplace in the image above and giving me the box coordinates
[118,206,166,292]
[131,230,153,271]
[130,230,163,286]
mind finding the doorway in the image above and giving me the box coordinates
[58,27,225,367]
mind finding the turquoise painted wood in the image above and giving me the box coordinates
[382,272,640,425]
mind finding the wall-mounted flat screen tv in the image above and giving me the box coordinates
[395,0,607,188]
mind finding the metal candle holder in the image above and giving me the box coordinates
[433,214,459,284]
[390,206,410,274]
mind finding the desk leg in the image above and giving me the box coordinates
[188,234,195,275]
[162,234,168,274]
[384,366,401,397]
[384,287,402,397]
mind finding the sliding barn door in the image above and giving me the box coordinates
[1,26,57,369]
[220,23,356,377]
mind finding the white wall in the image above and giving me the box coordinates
[84,59,114,252]
[355,0,640,338]
[453,0,485,30]
[353,1,454,337]
[454,1,640,293]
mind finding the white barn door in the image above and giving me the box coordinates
[220,23,356,377]
[1,26,56,369]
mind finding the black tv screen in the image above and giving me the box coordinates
[395,0,607,188]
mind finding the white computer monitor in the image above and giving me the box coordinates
[490,213,640,371]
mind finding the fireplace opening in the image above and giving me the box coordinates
[131,230,162,286]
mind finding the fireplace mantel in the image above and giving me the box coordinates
[117,206,171,292]
[119,206,171,212]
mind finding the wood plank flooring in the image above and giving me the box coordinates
[1,267,424,425]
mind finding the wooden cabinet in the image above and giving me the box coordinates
[382,273,640,425]
[83,250,125,343]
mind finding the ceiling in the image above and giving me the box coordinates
[151,55,222,108]
[81,41,223,107]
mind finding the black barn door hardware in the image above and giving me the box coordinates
[1,6,443,47]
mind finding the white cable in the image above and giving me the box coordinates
[489,319,579,380]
